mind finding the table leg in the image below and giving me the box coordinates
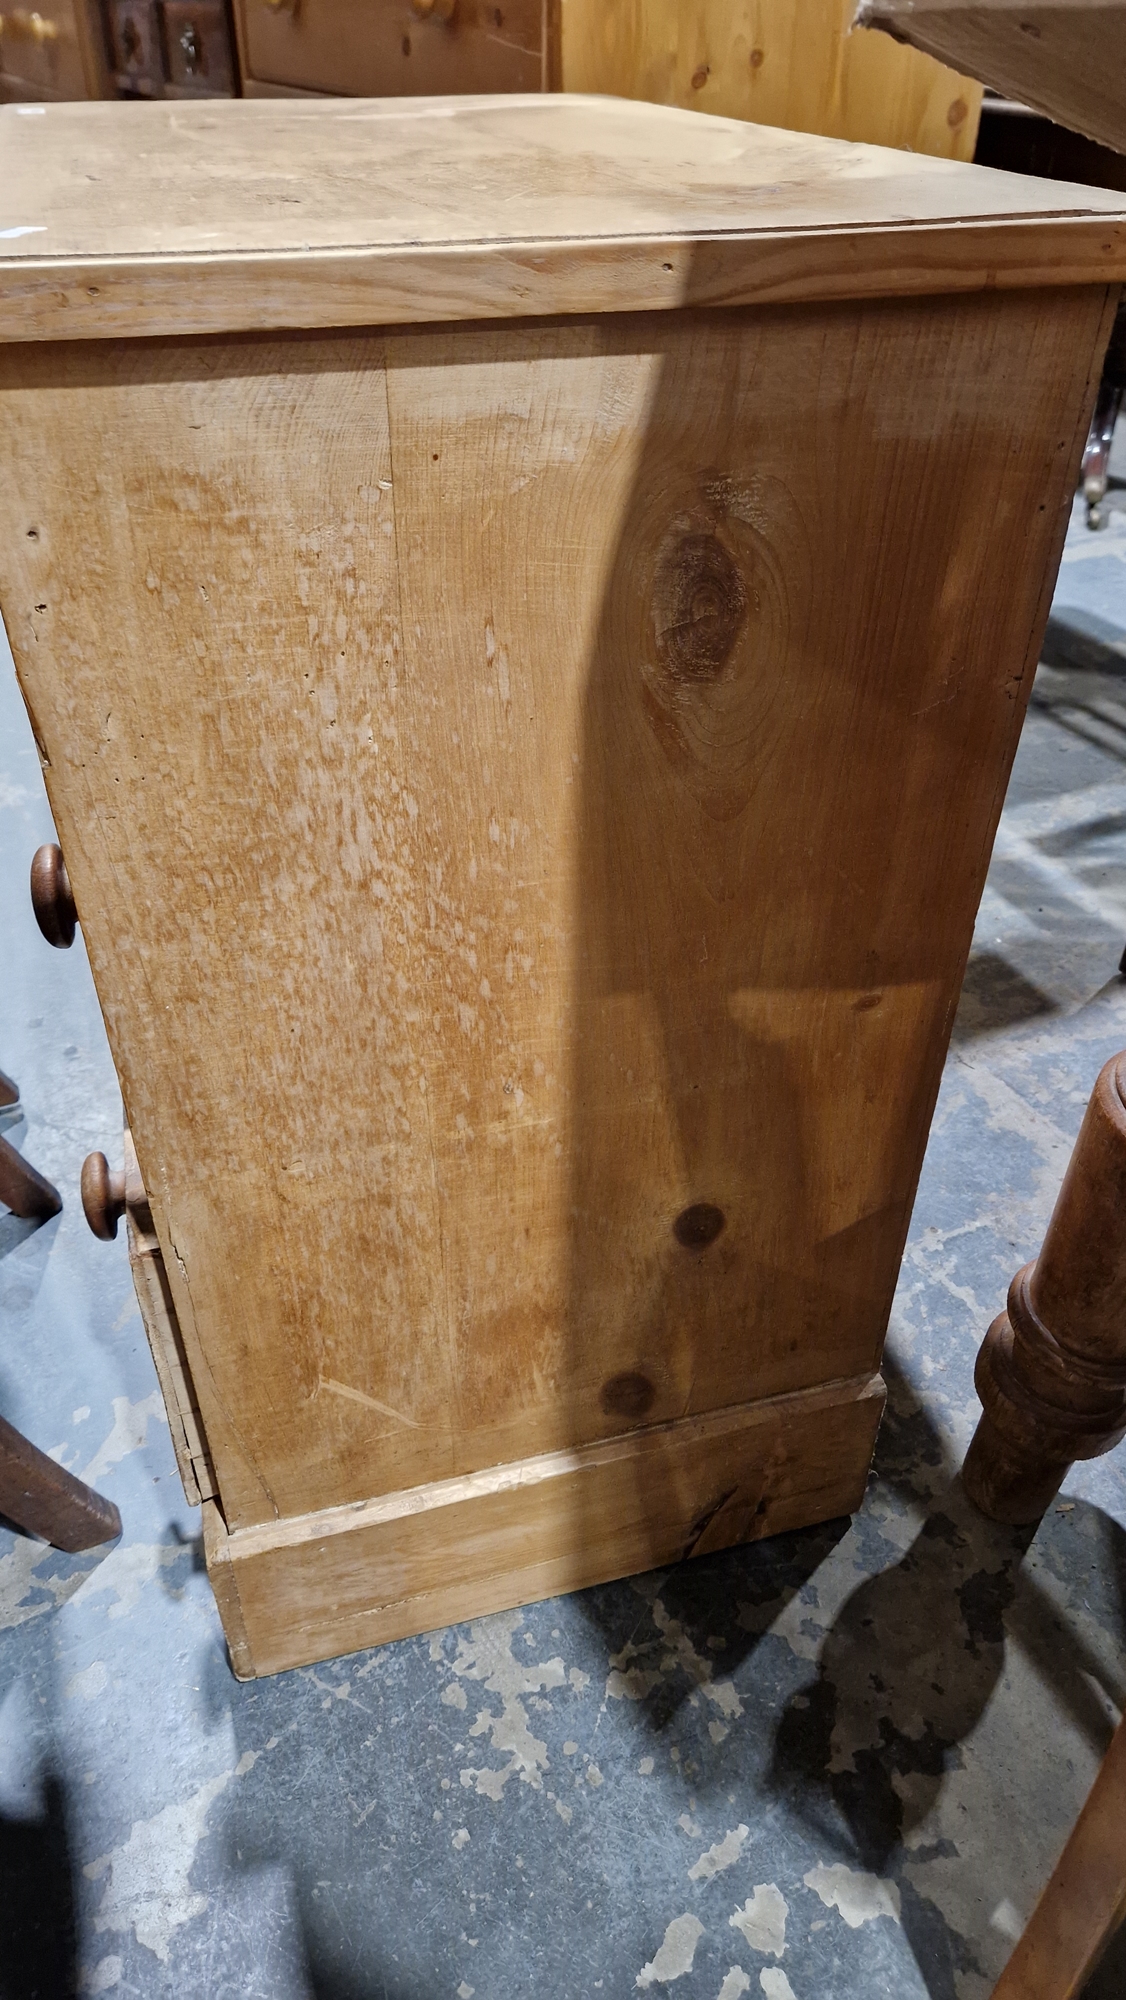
[963,1050,1126,1524]
[989,1714,1126,2000]
[1080,378,1124,529]
[0,1131,61,1221]
[0,1411,121,1551]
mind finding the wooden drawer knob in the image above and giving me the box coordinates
[81,1152,126,1241]
[0,9,61,39]
[30,843,77,948]
[410,0,456,17]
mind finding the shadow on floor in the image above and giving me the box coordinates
[574,1510,854,1740]
[9,1345,1119,1998]
[1041,609,1126,679]
[764,1350,1126,1999]
[948,952,1059,1044]
[0,1775,78,2000]
[212,1343,1126,2000]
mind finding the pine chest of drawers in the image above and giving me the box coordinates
[1,93,1123,1674]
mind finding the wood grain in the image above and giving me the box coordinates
[122,1129,218,1507]
[29,841,77,948]
[559,0,983,160]
[0,1133,61,1220]
[964,1051,1126,1523]
[0,95,1118,1665]
[234,0,547,99]
[0,286,1109,1542]
[204,1375,885,1676]
[1,97,1125,344]
[856,0,1126,162]
[238,74,330,97]
[0,1411,121,1550]
[228,0,981,164]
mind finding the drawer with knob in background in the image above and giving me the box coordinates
[105,0,163,89]
[234,0,548,99]
[163,0,234,91]
[0,0,108,98]
[105,0,235,94]
[233,0,982,164]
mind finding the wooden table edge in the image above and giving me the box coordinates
[2,216,1125,343]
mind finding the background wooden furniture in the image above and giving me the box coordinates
[0,0,238,99]
[0,1070,117,1550]
[236,0,546,99]
[0,0,110,99]
[557,0,982,155]
[1,94,1123,1677]
[855,0,1126,161]
[0,1132,61,1221]
[0,1411,122,1548]
[0,1067,62,1222]
[988,1712,1126,2000]
[964,1050,1126,1996]
[235,0,983,159]
[877,37,1126,1986]
[103,0,236,95]
[964,1052,1126,1525]
[0,0,983,155]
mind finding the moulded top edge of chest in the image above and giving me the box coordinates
[1,93,1125,343]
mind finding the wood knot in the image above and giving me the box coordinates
[601,1371,656,1419]
[673,1202,726,1249]
[653,533,747,683]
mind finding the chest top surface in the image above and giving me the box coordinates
[0,92,1124,341]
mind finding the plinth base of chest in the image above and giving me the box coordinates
[200,1375,884,1679]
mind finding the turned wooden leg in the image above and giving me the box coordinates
[0,1131,62,1222]
[0,1412,121,1551]
[990,1711,1126,2000]
[1080,377,1124,529]
[963,1051,1126,1524]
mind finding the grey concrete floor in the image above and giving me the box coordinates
[2,492,1126,2000]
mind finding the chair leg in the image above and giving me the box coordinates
[0,1411,121,1552]
[0,1131,62,1221]
[963,1050,1126,1523]
[990,1713,1126,1999]
[0,1067,19,1110]
[1080,378,1124,530]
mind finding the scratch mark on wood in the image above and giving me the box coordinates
[320,1377,421,1428]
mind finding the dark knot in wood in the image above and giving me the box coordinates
[653,532,747,682]
[600,1370,656,1419]
[673,1202,726,1249]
